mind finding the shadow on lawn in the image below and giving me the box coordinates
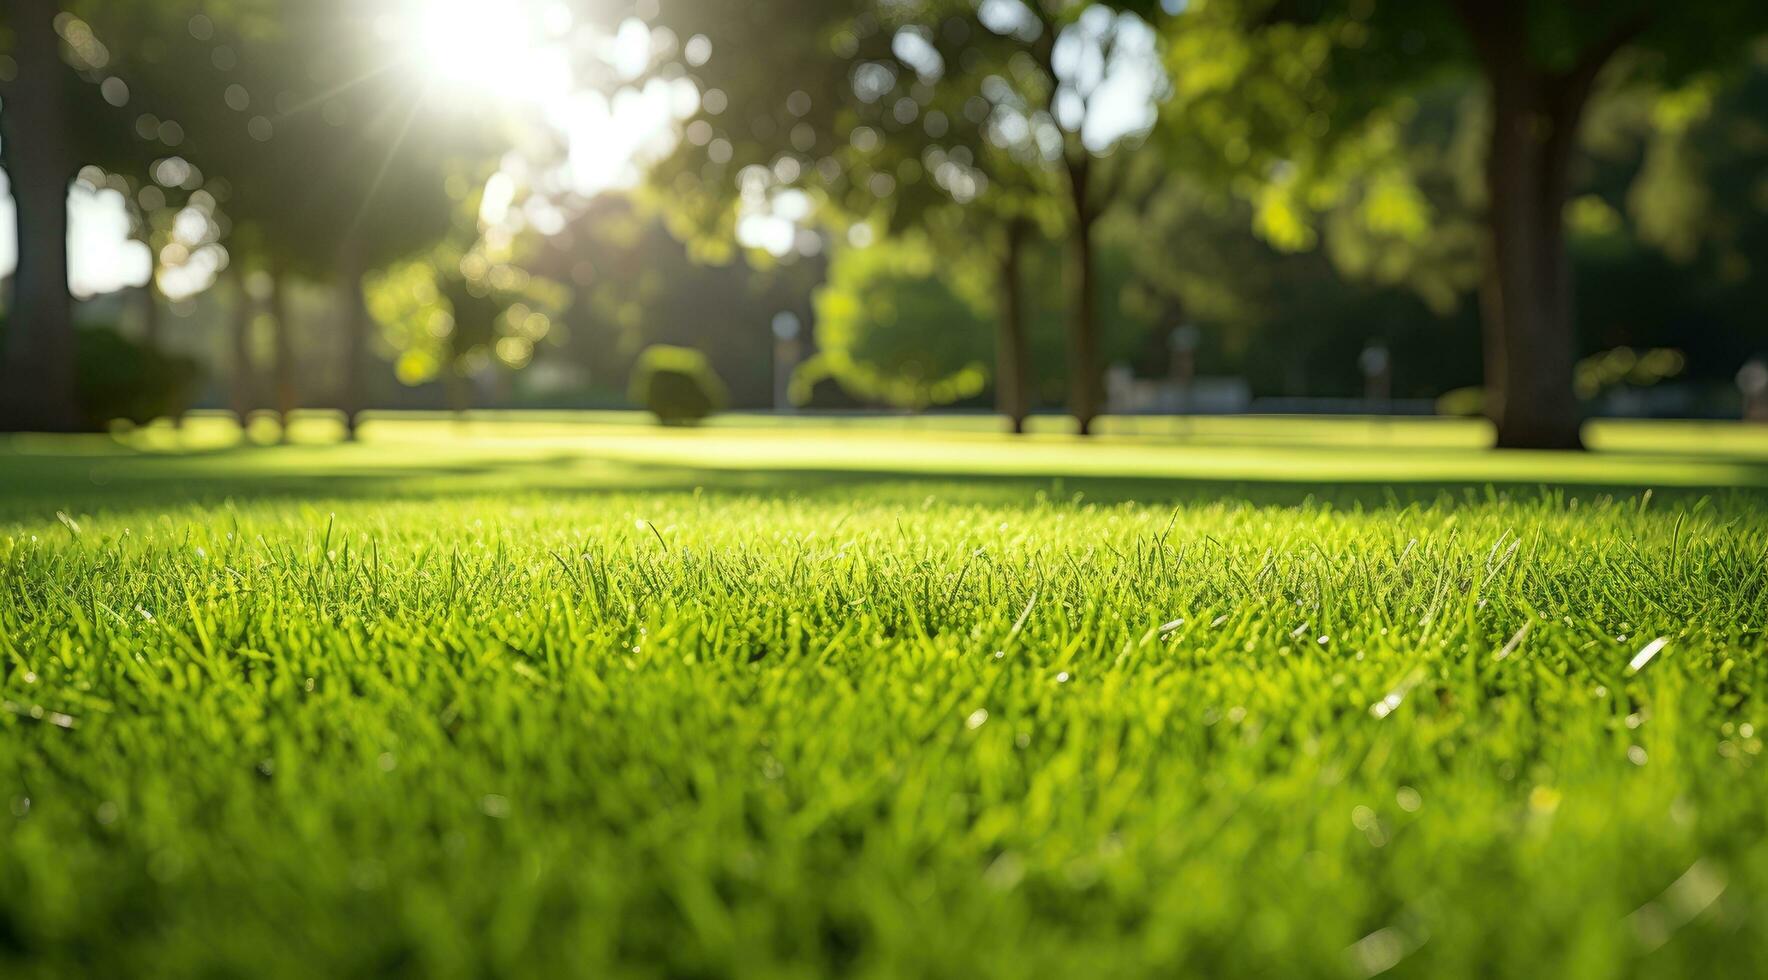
[5,435,1768,525]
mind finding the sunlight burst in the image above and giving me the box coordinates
[401,0,570,108]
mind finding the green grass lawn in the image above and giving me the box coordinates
[3,414,1766,977]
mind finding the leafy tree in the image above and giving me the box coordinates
[636,0,1030,416]
[640,0,1161,434]
[366,186,572,414]
[1157,0,1768,447]
[0,0,222,430]
[138,1,497,438]
[798,9,1063,431]
[984,1,1163,433]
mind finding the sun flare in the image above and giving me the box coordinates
[401,0,570,108]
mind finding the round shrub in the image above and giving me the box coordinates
[629,345,728,425]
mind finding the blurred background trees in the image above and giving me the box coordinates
[2,1,1766,439]
[1153,0,1768,447]
[0,0,212,431]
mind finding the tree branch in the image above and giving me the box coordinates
[1562,11,1653,102]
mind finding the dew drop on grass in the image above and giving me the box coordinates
[1627,636,1669,674]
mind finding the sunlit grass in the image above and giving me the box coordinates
[3,414,1766,976]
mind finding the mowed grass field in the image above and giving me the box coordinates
[3,413,1767,978]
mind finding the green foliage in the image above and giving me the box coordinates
[629,344,728,424]
[3,417,1768,975]
[1623,43,1768,285]
[1435,385,1486,417]
[1438,347,1687,418]
[1108,179,1484,399]
[365,185,572,390]
[1153,0,1768,254]
[1574,346,1687,400]
[807,237,992,409]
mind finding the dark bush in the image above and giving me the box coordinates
[75,326,201,431]
[0,319,198,431]
[629,345,728,425]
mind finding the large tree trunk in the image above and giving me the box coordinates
[1457,1,1644,451]
[230,266,258,429]
[338,245,369,442]
[0,0,80,433]
[1481,71,1586,450]
[1064,156,1101,437]
[995,218,1031,435]
[268,266,297,441]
